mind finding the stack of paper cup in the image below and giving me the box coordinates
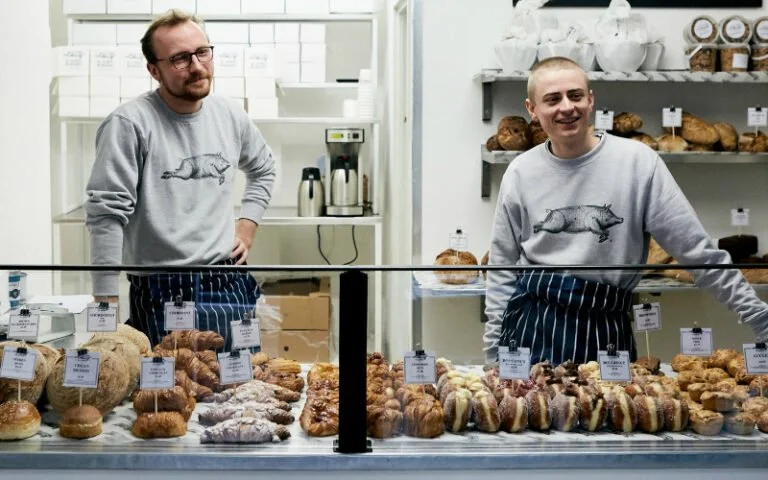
[356,69,375,119]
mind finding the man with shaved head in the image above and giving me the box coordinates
[483,57,768,365]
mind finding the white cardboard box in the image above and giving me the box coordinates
[117,23,147,45]
[120,77,151,97]
[214,77,246,97]
[277,62,300,82]
[213,45,245,77]
[205,22,250,44]
[57,77,90,97]
[119,47,148,77]
[197,0,240,15]
[275,43,300,63]
[107,0,151,13]
[300,24,326,43]
[241,0,285,14]
[274,23,300,43]
[329,0,375,13]
[90,97,120,116]
[72,23,118,45]
[300,43,326,63]
[247,98,279,118]
[152,0,195,13]
[90,77,121,97]
[249,24,275,43]
[300,62,325,83]
[62,0,107,14]
[286,0,329,14]
[245,77,276,98]
[53,47,90,77]
[245,45,276,77]
[90,48,121,77]
[56,97,90,117]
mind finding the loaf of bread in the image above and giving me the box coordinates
[89,324,151,355]
[0,341,50,404]
[497,116,531,151]
[29,343,61,372]
[739,132,768,153]
[83,336,140,397]
[612,112,643,135]
[530,120,548,146]
[666,113,719,146]
[485,134,502,152]
[0,400,41,440]
[713,123,738,151]
[656,135,688,152]
[631,133,658,150]
[434,249,479,285]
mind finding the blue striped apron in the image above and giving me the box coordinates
[498,271,636,365]
[126,258,260,351]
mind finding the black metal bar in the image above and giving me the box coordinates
[482,82,493,122]
[481,160,492,198]
[335,270,371,454]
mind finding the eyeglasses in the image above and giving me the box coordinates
[156,46,214,70]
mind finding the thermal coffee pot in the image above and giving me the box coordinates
[297,167,324,217]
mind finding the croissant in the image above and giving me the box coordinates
[133,386,188,414]
[300,397,339,437]
[200,417,290,444]
[153,347,221,392]
[158,330,224,352]
[264,371,305,393]
[403,395,444,438]
[175,370,214,402]
[131,412,187,439]
[198,401,295,426]
[195,351,220,375]
[366,404,403,438]
[266,358,301,375]
[226,380,301,404]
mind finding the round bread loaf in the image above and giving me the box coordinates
[83,336,140,397]
[530,121,548,146]
[497,116,531,151]
[612,112,643,135]
[631,132,658,150]
[657,135,688,152]
[59,404,103,439]
[45,348,130,415]
[0,341,50,404]
[713,123,738,152]
[29,343,62,371]
[485,134,502,152]
[0,400,41,440]
[434,249,479,285]
[90,324,151,355]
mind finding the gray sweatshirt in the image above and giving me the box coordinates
[85,90,275,295]
[484,132,768,363]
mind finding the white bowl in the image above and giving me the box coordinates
[640,42,665,71]
[495,40,538,74]
[594,41,648,72]
[537,42,597,71]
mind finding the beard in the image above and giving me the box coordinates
[160,71,211,102]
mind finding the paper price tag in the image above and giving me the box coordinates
[680,328,713,356]
[662,108,683,128]
[0,347,38,381]
[164,301,196,331]
[597,350,631,382]
[8,312,40,340]
[731,208,750,227]
[139,357,175,390]
[218,351,254,386]
[748,108,768,127]
[231,319,261,349]
[404,350,437,384]
[743,344,768,374]
[498,346,531,380]
[86,302,118,332]
[63,350,101,388]
[449,231,468,252]
[633,303,662,332]
[595,110,614,131]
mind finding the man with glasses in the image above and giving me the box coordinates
[85,9,275,349]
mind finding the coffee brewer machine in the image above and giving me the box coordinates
[325,128,365,217]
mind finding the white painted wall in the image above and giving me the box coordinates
[0,0,53,307]
[417,1,768,364]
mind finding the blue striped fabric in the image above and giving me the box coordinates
[498,271,636,365]
[126,259,260,351]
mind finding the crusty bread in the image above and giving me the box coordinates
[666,113,720,146]
[630,133,658,150]
[83,336,140,398]
[0,400,41,440]
[612,112,643,135]
[713,123,738,152]
[90,324,151,355]
[657,134,688,152]
[59,405,103,439]
[485,134,502,152]
[497,116,531,151]
[739,132,768,153]
[0,341,50,405]
[434,249,479,285]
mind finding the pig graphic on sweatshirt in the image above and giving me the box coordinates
[162,153,231,185]
[533,204,624,243]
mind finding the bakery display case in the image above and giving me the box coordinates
[1,263,768,478]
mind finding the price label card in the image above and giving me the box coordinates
[448,231,468,251]
[63,350,101,388]
[231,319,261,349]
[662,108,683,128]
[748,107,768,127]
[139,357,175,390]
[86,302,118,332]
[595,110,615,131]
[498,346,531,380]
[731,208,750,227]
[8,312,40,340]
[633,303,662,332]
[218,351,254,386]
[404,350,437,384]
[680,328,713,356]
[743,344,768,374]
[597,350,632,382]
[0,347,38,381]
[164,301,196,331]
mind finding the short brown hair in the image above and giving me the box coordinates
[527,57,589,100]
[141,9,205,63]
